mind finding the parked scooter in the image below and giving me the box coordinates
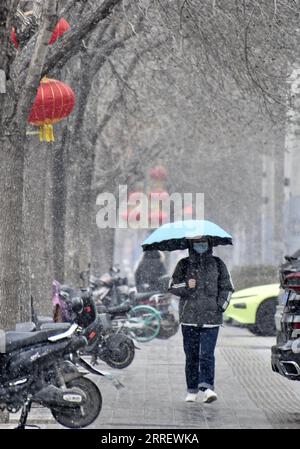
[88,267,131,307]
[3,291,123,429]
[84,268,162,342]
[50,281,136,369]
[89,267,178,340]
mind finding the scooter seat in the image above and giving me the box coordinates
[134,291,160,301]
[40,323,71,331]
[106,304,131,316]
[15,322,37,332]
[5,328,70,353]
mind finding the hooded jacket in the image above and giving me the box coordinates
[135,250,167,292]
[168,240,234,326]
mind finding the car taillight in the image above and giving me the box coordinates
[289,286,300,294]
[285,272,300,294]
[292,323,300,329]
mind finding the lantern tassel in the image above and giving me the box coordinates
[39,124,55,142]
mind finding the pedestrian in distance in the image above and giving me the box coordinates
[135,249,167,292]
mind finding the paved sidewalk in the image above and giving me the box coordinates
[3,325,300,429]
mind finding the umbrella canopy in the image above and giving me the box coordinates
[141,220,232,251]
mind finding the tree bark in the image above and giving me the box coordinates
[23,136,52,316]
[0,0,58,329]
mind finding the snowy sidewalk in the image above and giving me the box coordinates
[3,325,300,428]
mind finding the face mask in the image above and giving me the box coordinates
[193,242,209,254]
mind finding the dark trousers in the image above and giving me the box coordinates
[181,325,219,393]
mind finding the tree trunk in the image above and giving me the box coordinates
[51,126,68,283]
[0,132,28,330]
[23,136,52,316]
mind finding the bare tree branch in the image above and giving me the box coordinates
[11,0,122,87]
[13,0,59,132]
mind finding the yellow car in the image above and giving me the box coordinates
[224,283,280,336]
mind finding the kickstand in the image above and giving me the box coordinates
[15,400,32,429]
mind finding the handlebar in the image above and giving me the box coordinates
[109,265,120,275]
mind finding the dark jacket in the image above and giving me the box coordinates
[135,250,167,292]
[168,242,234,326]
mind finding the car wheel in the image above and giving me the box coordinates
[254,298,277,336]
[247,324,260,335]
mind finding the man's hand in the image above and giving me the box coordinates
[188,279,196,289]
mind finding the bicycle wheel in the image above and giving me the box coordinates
[127,305,161,342]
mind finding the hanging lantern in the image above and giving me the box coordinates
[149,166,167,181]
[149,190,169,226]
[11,17,70,49]
[149,210,168,224]
[121,209,141,222]
[183,205,193,217]
[149,190,169,201]
[128,191,144,203]
[120,191,144,223]
[121,210,129,220]
[28,77,75,142]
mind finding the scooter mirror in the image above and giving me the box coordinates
[71,296,83,314]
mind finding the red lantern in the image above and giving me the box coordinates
[183,206,193,217]
[149,191,169,201]
[149,211,168,223]
[121,192,144,222]
[28,77,75,142]
[121,209,141,221]
[11,18,70,49]
[128,192,144,202]
[149,166,167,181]
[121,210,129,220]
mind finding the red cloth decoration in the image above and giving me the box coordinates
[11,18,70,49]
[10,27,19,48]
[48,18,70,45]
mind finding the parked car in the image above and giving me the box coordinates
[223,283,280,336]
[272,252,300,380]
[274,249,300,335]
[271,291,300,380]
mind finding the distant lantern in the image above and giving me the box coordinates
[149,190,169,201]
[149,210,168,224]
[149,166,167,181]
[11,17,70,49]
[183,206,193,217]
[121,210,129,220]
[128,191,144,203]
[28,77,75,142]
[121,209,141,222]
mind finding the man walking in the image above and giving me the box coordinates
[168,237,234,403]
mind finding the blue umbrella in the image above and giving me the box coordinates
[141,220,232,251]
